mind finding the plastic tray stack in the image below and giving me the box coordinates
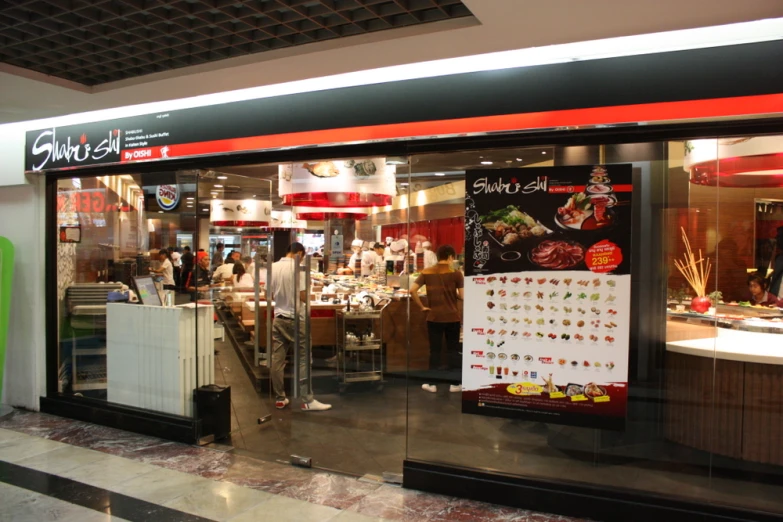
[66,283,124,317]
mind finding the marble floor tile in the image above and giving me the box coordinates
[227,494,340,522]
[345,485,457,521]
[0,482,119,522]
[58,454,157,488]
[15,445,111,475]
[219,454,314,494]
[108,466,214,505]
[278,471,382,509]
[328,510,389,522]
[0,426,30,443]
[0,410,82,439]
[163,478,273,521]
[0,435,65,463]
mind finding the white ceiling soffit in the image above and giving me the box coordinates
[1,0,783,126]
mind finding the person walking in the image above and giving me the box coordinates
[409,245,464,393]
[170,246,182,289]
[150,248,176,291]
[211,242,225,269]
[180,246,194,292]
[269,242,332,412]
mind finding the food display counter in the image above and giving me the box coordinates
[665,310,783,466]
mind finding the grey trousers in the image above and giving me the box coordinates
[271,317,313,402]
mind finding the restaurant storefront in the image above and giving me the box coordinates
[16,37,783,522]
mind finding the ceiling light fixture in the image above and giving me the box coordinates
[217,176,228,180]
[158,211,163,214]
[481,161,493,165]
[186,197,194,200]
[542,151,547,155]
[516,158,523,162]
[435,173,445,176]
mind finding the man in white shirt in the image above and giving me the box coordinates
[269,242,331,412]
[361,243,386,277]
[212,259,235,282]
[422,241,438,269]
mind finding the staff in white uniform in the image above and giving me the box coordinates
[348,239,364,275]
[422,241,438,269]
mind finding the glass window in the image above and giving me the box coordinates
[55,170,203,417]
[405,138,783,515]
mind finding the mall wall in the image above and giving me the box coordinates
[0,125,46,409]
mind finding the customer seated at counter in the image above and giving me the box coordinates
[747,273,783,307]
[188,251,216,300]
[212,256,235,282]
[232,263,254,288]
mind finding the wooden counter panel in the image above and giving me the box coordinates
[383,299,429,372]
[665,352,743,460]
[666,320,715,343]
[742,362,783,466]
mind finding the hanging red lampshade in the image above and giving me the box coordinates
[686,137,783,188]
[279,158,396,208]
[209,199,271,227]
[294,206,370,221]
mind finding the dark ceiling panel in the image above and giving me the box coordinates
[0,0,473,86]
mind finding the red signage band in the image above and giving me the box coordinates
[210,220,270,227]
[118,93,783,166]
[281,192,393,208]
[296,212,369,220]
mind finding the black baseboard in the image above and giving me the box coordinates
[403,459,783,522]
[40,395,197,444]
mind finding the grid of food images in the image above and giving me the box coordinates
[463,165,632,427]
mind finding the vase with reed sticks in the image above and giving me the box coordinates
[673,227,712,314]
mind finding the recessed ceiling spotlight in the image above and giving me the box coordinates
[252,194,257,197]
[400,183,409,186]
[186,197,194,200]
[541,151,547,155]
[158,211,163,214]
[516,158,523,162]
[481,161,493,165]
[435,172,445,176]
[214,184,223,188]
[217,175,228,180]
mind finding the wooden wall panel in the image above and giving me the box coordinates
[742,361,783,466]
[664,352,744,460]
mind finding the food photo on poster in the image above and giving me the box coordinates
[462,165,633,430]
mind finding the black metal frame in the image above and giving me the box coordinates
[41,116,783,514]
[403,459,783,522]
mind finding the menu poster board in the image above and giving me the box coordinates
[463,165,633,430]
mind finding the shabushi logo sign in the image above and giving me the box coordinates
[29,128,121,171]
[472,176,548,195]
[156,185,180,211]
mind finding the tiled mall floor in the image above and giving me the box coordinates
[0,410,583,522]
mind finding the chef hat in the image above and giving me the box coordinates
[385,237,393,244]
[391,239,408,253]
[351,239,363,248]
[422,241,432,248]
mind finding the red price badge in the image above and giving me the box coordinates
[585,240,622,273]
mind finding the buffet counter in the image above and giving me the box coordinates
[237,296,432,372]
[665,313,783,466]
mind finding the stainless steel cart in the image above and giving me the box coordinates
[335,299,390,392]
